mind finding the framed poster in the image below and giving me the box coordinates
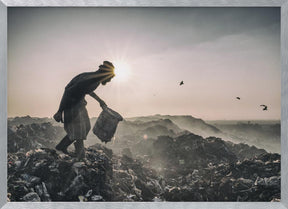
[1,0,288,209]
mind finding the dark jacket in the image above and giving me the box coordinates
[58,71,106,112]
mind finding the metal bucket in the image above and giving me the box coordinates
[93,107,123,143]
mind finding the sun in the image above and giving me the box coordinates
[113,60,132,82]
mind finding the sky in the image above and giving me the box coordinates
[8,7,280,120]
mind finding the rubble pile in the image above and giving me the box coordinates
[161,153,280,201]
[149,134,267,173]
[111,154,161,201]
[139,133,280,201]
[8,122,65,153]
[224,141,267,160]
[150,134,238,175]
[7,129,280,202]
[8,143,163,202]
[8,144,113,201]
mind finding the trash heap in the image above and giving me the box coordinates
[8,122,64,153]
[149,133,266,175]
[225,141,267,160]
[8,144,113,201]
[111,154,162,201]
[161,153,280,201]
[8,132,280,202]
[141,133,280,201]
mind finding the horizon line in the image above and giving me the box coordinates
[7,114,281,122]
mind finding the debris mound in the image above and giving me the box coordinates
[8,142,280,202]
[8,145,113,201]
[7,122,280,202]
[8,122,64,153]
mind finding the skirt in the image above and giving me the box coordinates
[64,99,91,140]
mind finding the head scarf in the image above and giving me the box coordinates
[97,61,115,83]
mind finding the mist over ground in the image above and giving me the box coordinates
[7,114,280,202]
[8,114,280,153]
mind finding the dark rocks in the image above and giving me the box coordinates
[161,152,280,201]
[8,122,65,153]
[151,134,238,175]
[35,182,51,201]
[22,192,41,202]
[225,142,267,160]
[8,145,112,201]
[7,123,280,202]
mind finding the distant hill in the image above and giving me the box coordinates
[8,115,280,154]
[8,114,221,139]
[8,116,57,127]
[207,121,280,153]
[87,114,222,153]
[127,114,221,138]
[116,118,183,137]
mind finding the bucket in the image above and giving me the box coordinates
[93,107,123,143]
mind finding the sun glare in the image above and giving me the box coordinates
[114,61,132,82]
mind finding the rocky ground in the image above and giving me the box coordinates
[7,121,281,202]
[7,140,280,201]
[8,122,65,153]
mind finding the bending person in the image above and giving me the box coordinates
[53,61,115,159]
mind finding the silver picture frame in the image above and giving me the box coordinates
[1,0,288,208]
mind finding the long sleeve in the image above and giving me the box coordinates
[56,91,76,113]
[56,72,105,113]
[65,72,107,93]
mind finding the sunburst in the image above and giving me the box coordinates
[113,60,132,82]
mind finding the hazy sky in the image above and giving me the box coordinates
[8,7,280,120]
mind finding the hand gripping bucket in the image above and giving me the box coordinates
[93,107,123,143]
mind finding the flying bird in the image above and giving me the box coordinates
[236,97,240,100]
[260,105,268,111]
[179,81,184,86]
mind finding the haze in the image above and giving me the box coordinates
[8,7,280,120]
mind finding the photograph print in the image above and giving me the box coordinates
[7,7,280,202]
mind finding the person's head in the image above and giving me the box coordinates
[97,61,115,85]
[101,76,113,85]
